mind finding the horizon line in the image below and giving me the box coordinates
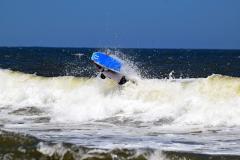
[0,45,240,51]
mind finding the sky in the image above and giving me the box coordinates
[0,0,240,49]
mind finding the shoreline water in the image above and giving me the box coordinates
[1,130,240,160]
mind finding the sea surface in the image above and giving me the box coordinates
[1,47,240,160]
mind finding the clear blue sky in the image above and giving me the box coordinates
[1,0,240,49]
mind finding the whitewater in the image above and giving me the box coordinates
[2,68,240,125]
[1,68,240,157]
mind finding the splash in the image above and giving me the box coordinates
[102,49,140,79]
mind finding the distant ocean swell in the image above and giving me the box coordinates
[0,47,240,78]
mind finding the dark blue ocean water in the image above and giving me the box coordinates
[0,47,240,78]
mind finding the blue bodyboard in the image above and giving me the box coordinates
[91,52,122,73]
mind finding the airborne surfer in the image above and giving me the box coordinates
[91,51,129,85]
[94,63,127,85]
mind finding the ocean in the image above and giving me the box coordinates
[1,47,240,160]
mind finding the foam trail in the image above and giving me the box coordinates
[1,69,240,129]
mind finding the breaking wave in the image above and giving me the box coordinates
[1,69,240,128]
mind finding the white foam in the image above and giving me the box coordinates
[1,69,240,129]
